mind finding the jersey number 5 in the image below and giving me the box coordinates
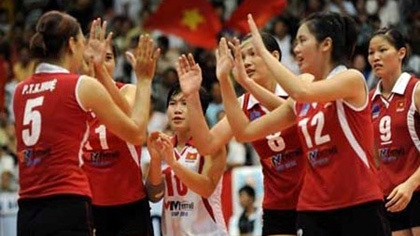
[22,97,44,146]
[298,111,330,148]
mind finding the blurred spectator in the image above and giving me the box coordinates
[326,0,357,16]
[271,15,299,74]
[13,45,35,82]
[0,39,12,113]
[156,35,180,75]
[152,67,178,112]
[217,110,246,169]
[1,170,17,192]
[206,81,224,127]
[147,96,169,133]
[229,185,263,236]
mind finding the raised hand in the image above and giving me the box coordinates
[247,14,266,56]
[215,37,234,82]
[126,34,161,82]
[147,132,163,162]
[84,18,113,70]
[156,133,176,167]
[228,38,253,89]
[176,53,202,98]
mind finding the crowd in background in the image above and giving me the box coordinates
[0,0,419,203]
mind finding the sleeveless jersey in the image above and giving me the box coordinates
[294,66,383,211]
[82,82,146,206]
[370,72,420,195]
[13,63,91,199]
[239,85,305,210]
[162,137,228,236]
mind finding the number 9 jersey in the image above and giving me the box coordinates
[13,63,92,199]
[370,72,420,196]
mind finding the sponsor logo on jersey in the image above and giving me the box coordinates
[20,147,51,167]
[88,150,120,166]
[379,147,405,163]
[396,99,406,112]
[164,200,194,217]
[271,148,302,171]
[372,103,380,119]
[250,110,262,120]
[299,103,311,117]
[307,145,338,167]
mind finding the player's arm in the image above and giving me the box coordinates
[159,133,227,198]
[145,132,165,202]
[78,76,148,145]
[177,54,233,155]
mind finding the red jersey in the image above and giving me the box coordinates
[294,66,383,211]
[82,82,146,206]
[370,73,420,195]
[13,63,91,199]
[240,85,305,210]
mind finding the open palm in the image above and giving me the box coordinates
[216,37,234,81]
[177,54,202,97]
[126,34,161,82]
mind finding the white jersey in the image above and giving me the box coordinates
[162,143,228,236]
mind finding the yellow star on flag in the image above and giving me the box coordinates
[181,8,204,31]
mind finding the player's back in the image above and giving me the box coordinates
[14,63,91,199]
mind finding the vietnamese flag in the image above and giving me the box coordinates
[145,0,222,49]
[225,0,287,33]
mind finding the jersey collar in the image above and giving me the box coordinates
[246,84,288,110]
[371,72,411,101]
[35,63,70,74]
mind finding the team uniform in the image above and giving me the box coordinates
[161,137,228,236]
[294,65,390,236]
[239,85,305,235]
[13,63,93,236]
[82,82,153,236]
[370,72,420,231]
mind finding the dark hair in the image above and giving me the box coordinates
[239,185,255,200]
[302,12,357,65]
[166,83,210,114]
[242,32,282,61]
[30,11,81,60]
[370,27,408,64]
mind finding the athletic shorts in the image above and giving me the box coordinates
[296,200,391,236]
[386,191,420,231]
[92,197,154,236]
[18,194,93,236]
[262,209,297,235]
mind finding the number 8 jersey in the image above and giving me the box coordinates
[161,137,228,236]
[294,66,383,211]
[370,72,420,196]
[240,85,305,210]
[13,63,91,199]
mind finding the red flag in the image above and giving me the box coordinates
[225,0,287,33]
[145,0,222,49]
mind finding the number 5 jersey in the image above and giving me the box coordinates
[13,63,91,199]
